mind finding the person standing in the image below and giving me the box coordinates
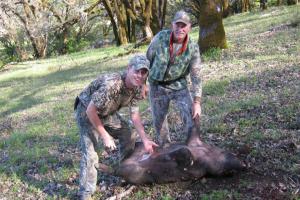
[146,10,202,146]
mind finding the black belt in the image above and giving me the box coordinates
[153,77,184,86]
[74,96,80,110]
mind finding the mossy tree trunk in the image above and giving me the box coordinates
[287,0,298,5]
[124,0,154,43]
[222,0,230,17]
[242,0,250,12]
[113,0,128,45]
[151,0,167,34]
[190,0,227,53]
[141,0,153,42]
[102,0,121,45]
[260,0,267,9]
[277,0,283,5]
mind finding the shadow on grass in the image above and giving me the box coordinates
[0,55,299,199]
[176,67,299,199]
[0,58,126,117]
[202,64,299,135]
[0,63,299,198]
[0,130,80,199]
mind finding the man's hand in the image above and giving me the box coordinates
[102,134,117,150]
[86,101,117,151]
[192,101,201,119]
[143,138,159,154]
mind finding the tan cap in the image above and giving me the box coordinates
[172,10,191,25]
[129,55,150,71]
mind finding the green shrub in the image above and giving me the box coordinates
[66,38,90,53]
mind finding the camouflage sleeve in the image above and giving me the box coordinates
[91,77,119,110]
[146,33,160,67]
[91,86,111,110]
[190,43,202,99]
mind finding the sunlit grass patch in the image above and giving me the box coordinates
[227,95,263,112]
[244,130,266,142]
[203,79,230,96]
[238,118,258,129]
[54,167,78,183]
[206,122,230,134]
[263,129,282,141]
[201,47,222,62]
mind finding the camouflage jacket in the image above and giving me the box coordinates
[78,71,141,118]
[146,30,202,98]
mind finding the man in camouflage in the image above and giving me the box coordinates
[74,55,158,200]
[146,10,202,145]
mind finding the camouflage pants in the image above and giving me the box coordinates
[75,101,136,196]
[149,84,193,145]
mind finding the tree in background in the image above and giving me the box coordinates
[222,0,230,17]
[151,0,168,34]
[189,0,227,53]
[102,0,166,45]
[0,0,102,59]
[123,0,154,43]
[46,0,103,54]
[0,6,29,61]
[229,0,253,14]
[0,1,49,58]
[260,0,267,9]
[287,0,298,5]
[242,0,251,12]
[1,0,296,63]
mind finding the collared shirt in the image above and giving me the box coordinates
[78,71,141,117]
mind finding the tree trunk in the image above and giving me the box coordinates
[222,0,230,17]
[242,0,250,12]
[260,0,267,9]
[196,0,227,53]
[113,0,128,45]
[287,0,298,5]
[60,27,69,54]
[151,0,167,34]
[102,0,121,45]
[131,20,136,43]
[151,1,160,35]
[160,0,167,29]
[141,0,153,42]
[277,0,282,5]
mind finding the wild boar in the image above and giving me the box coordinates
[115,126,245,184]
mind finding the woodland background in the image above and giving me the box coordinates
[0,0,299,199]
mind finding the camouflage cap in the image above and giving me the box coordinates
[129,55,150,71]
[172,10,191,25]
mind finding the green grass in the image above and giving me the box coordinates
[203,79,230,96]
[0,4,299,200]
[201,190,241,200]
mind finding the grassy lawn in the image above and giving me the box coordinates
[0,5,299,200]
